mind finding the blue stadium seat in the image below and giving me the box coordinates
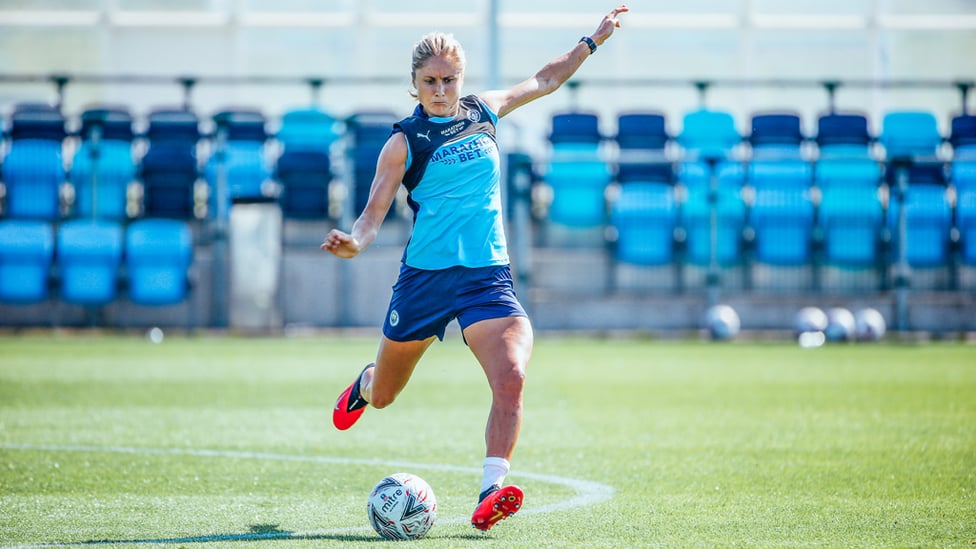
[276,107,342,151]
[56,219,124,305]
[0,220,54,303]
[140,109,201,219]
[347,111,398,216]
[125,219,193,306]
[950,114,976,158]
[276,150,332,219]
[886,163,951,267]
[206,109,272,215]
[549,112,602,145]
[816,157,883,266]
[880,111,942,160]
[950,137,976,264]
[1,104,66,219]
[750,112,804,160]
[544,146,612,228]
[677,109,740,160]
[678,161,746,266]
[816,112,872,159]
[611,182,676,265]
[748,159,814,265]
[614,112,671,184]
[70,107,136,220]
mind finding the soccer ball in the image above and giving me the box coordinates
[704,304,740,341]
[794,306,828,335]
[824,307,856,343]
[855,307,887,342]
[366,473,437,541]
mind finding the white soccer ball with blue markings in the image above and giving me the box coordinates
[367,473,437,540]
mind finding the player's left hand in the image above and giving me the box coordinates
[591,4,629,46]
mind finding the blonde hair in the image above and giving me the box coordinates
[409,32,466,98]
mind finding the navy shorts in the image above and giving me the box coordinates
[382,264,527,342]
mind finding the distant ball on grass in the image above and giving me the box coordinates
[704,304,740,341]
[794,307,828,335]
[855,307,887,342]
[146,327,165,344]
[824,307,856,342]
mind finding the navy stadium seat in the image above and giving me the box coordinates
[206,109,272,215]
[886,163,951,267]
[817,113,871,148]
[950,114,976,156]
[1,104,66,219]
[56,219,124,305]
[678,161,746,266]
[549,112,602,145]
[0,220,54,303]
[678,109,740,161]
[614,112,671,184]
[70,106,136,220]
[140,109,201,219]
[750,112,803,147]
[125,219,193,306]
[880,111,942,160]
[610,182,676,265]
[346,111,398,216]
[276,150,332,219]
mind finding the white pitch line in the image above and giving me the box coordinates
[0,444,615,548]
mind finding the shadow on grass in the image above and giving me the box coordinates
[46,523,489,546]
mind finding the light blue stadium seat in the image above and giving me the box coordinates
[276,107,342,151]
[748,160,814,265]
[125,219,193,306]
[886,174,951,268]
[950,150,976,264]
[275,107,341,220]
[206,109,272,217]
[0,220,54,303]
[678,161,746,266]
[816,157,883,266]
[1,105,66,219]
[56,220,124,305]
[678,109,740,160]
[70,107,136,220]
[611,182,676,265]
[880,111,942,160]
[545,146,611,228]
[818,187,883,266]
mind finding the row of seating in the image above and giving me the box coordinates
[0,217,192,306]
[0,102,378,222]
[538,110,976,271]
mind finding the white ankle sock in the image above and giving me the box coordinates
[481,457,510,494]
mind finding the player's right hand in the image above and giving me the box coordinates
[321,229,362,258]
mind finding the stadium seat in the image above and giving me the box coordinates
[816,113,871,150]
[125,219,193,305]
[880,110,942,160]
[276,150,332,219]
[275,107,341,219]
[0,220,54,303]
[276,107,342,151]
[140,108,201,219]
[677,109,740,161]
[950,114,976,158]
[678,161,746,266]
[749,112,804,160]
[544,148,612,228]
[346,111,398,216]
[206,109,273,216]
[816,157,883,266]
[1,104,66,219]
[549,111,602,146]
[614,112,672,184]
[950,139,976,264]
[748,159,815,265]
[70,107,136,220]
[56,219,124,305]
[610,182,676,265]
[886,163,951,267]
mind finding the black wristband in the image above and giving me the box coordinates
[579,36,597,54]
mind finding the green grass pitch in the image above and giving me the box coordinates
[1,333,974,547]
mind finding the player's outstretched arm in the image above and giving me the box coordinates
[321,133,407,259]
[479,4,628,119]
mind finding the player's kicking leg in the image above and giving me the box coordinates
[332,363,372,430]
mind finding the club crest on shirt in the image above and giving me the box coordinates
[466,108,481,123]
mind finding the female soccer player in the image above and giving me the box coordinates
[322,4,629,532]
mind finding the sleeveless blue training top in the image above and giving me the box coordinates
[392,95,508,270]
